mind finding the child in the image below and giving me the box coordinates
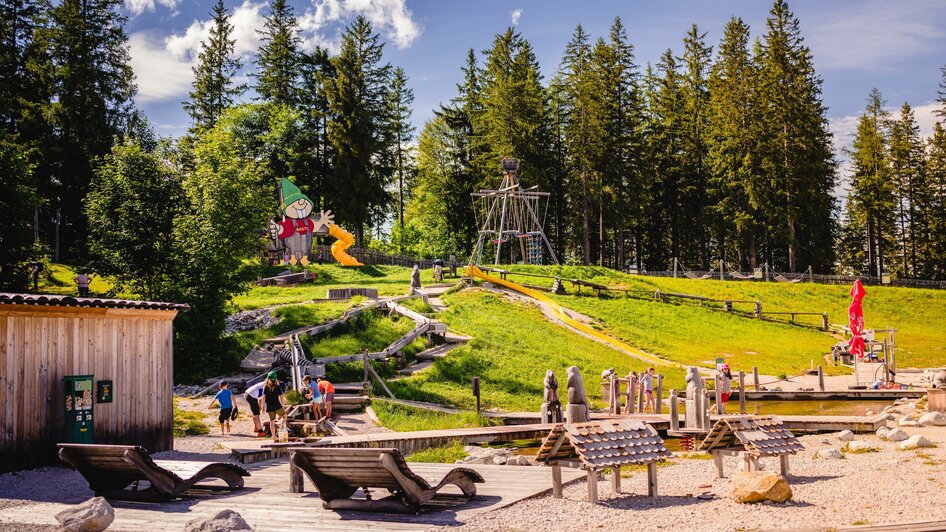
[316,377,335,419]
[713,365,733,414]
[208,381,234,435]
[262,372,286,442]
[640,367,656,414]
[243,380,265,436]
[302,376,324,420]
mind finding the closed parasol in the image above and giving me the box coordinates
[848,280,866,358]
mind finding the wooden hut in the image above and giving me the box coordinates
[0,293,188,473]
[697,415,804,478]
[535,419,672,502]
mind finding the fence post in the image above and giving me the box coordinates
[822,312,829,331]
[753,366,759,390]
[817,365,825,392]
[714,374,722,414]
[656,374,664,414]
[755,301,762,319]
[669,390,679,431]
[739,371,746,414]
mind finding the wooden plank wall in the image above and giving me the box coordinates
[0,304,177,473]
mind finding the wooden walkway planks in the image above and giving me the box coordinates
[0,461,583,531]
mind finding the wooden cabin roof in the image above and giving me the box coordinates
[0,292,189,312]
[697,415,804,457]
[535,419,672,470]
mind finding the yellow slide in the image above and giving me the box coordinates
[328,223,363,266]
[466,265,672,367]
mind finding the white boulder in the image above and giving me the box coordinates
[918,411,946,427]
[876,427,890,440]
[492,455,507,465]
[55,497,114,532]
[886,428,910,442]
[899,415,919,427]
[184,510,253,532]
[899,435,934,450]
[836,430,856,441]
[815,448,843,460]
[843,440,874,453]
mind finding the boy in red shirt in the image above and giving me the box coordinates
[316,377,335,419]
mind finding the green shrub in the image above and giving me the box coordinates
[173,402,209,437]
[285,389,308,405]
[407,441,468,463]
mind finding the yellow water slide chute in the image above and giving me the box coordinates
[466,265,671,367]
[328,223,363,266]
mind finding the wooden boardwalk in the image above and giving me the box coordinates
[0,461,583,531]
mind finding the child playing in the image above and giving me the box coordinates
[302,376,324,420]
[262,372,286,442]
[208,381,234,435]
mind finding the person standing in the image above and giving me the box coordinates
[316,377,335,419]
[243,381,265,436]
[640,367,656,414]
[208,381,234,435]
[715,365,733,414]
[30,261,42,291]
[433,262,443,283]
[302,376,324,420]
[262,372,286,442]
[74,271,91,297]
[410,264,421,292]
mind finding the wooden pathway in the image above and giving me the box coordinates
[0,461,583,531]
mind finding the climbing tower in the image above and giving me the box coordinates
[470,158,558,266]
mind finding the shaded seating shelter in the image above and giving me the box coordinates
[534,419,672,503]
[288,447,484,513]
[58,443,249,501]
[697,416,804,477]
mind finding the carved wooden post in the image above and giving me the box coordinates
[656,374,664,414]
[552,464,563,498]
[669,390,679,431]
[821,312,829,331]
[753,366,759,390]
[703,390,712,429]
[739,371,747,415]
[817,365,825,392]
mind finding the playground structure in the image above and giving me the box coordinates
[470,158,558,267]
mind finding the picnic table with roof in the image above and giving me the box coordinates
[697,415,804,478]
[534,419,672,503]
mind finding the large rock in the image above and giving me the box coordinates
[918,412,946,427]
[899,415,919,427]
[730,471,792,503]
[815,448,843,460]
[886,428,909,442]
[836,430,856,441]
[843,440,874,453]
[184,510,253,532]
[899,435,934,450]
[875,427,890,440]
[55,497,114,532]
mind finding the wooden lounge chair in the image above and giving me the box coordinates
[58,443,250,501]
[289,447,485,513]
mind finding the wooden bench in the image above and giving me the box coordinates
[288,447,484,513]
[58,443,250,501]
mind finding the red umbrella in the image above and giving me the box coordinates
[848,280,866,358]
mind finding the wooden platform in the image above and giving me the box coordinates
[745,389,925,400]
[0,461,583,531]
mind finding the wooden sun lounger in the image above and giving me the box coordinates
[58,443,250,501]
[289,447,485,513]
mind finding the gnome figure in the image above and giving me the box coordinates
[270,178,333,265]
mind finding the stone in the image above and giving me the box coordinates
[908,402,917,409]
[55,497,115,532]
[837,430,856,441]
[815,448,843,460]
[492,456,507,465]
[899,435,934,450]
[876,427,890,439]
[866,409,875,416]
[185,510,253,532]
[899,416,919,427]
[884,413,896,421]
[886,428,909,442]
[918,411,946,427]
[843,440,874,453]
[729,471,792,503]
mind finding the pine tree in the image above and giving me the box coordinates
[184,0,244,131]
[936,63,946,120]
[707,17,761,270]
[0,130,36,290]
[297,46,335,201]
[887,102,926,277]
[386,67,415,243]
[255,0,300,106]
[41,0,136,259]
[926,123,946,278]
[843,89,896,277]
[755,0,836,272]
[324,16,392,246]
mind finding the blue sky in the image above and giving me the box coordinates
[127,0,946,190]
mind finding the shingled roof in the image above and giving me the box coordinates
[535,419,672,470]
[0,292,189,311]
[697,415,804,457]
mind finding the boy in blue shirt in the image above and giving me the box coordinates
[302,376,324,420]
[208,381,234,435]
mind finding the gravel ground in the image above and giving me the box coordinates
[457,421,946,531]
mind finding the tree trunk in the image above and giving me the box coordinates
[581,164,591,265]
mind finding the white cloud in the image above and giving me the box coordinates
[808,0,946,71]
[511,8,522,26]
[130,1,265,103]
[299,0,422,50]
[125,0,179,17]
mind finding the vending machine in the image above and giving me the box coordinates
[63,375,94,443]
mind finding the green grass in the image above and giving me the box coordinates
[406,440,468,463]
[39,263,115,296]
[372,400,500,432]
[388,289,688,412]
[173,400,209,437]
[399,296,435,314]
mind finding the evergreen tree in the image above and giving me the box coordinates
[887,102,926,277]
[0,0,43,131]
[255,0,300,106]
[297,46,334,204]
[926,123,946,278]
[707,17,761,270]
[843,89,895,277]
[0,130,36,290]
[40,0,136,258]
[936,63,946,120]
[324,16,392,246]
[184,0,244,131]
[385,66,415,244]
[755,0,836,272]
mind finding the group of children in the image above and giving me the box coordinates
[208,373,336,442]
[628,365,734,414]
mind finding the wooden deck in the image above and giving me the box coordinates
[0,460,583,531]
[744,389,925,400]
